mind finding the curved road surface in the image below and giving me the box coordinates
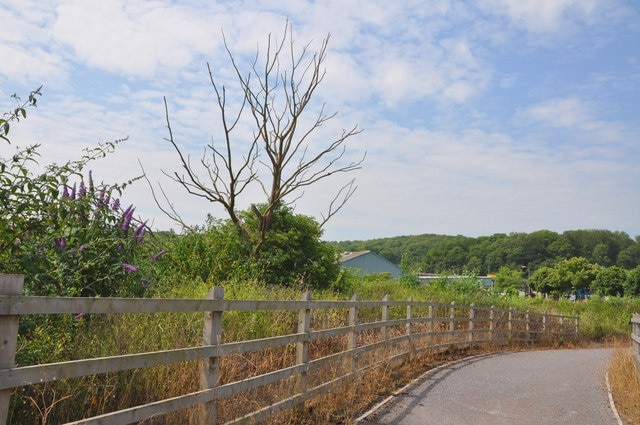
[359,348,618,425]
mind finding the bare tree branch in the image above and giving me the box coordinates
[158,20,365,252]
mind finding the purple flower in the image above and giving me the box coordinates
[133,220,148,242]
[111,198,120,211]
[121,205,135,231]
[62,186,70,198]
[88,170,94,193]
[122,263,139,272]
[78,181,86,198]
[54,237,67,250]
[70,183,77,200]
[151,250,167,261]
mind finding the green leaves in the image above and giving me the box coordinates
[1,88,155,298]
[1,86,42,145]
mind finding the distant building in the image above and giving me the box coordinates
[340,251,402,279]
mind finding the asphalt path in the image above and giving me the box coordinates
[358,348,618,425]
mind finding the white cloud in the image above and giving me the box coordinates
[52,0,222,78]
[480,0,599,33]
[515,97,594,128]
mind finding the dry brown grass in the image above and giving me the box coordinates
[608,346,640,425]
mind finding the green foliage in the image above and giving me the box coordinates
[554,257,599,293]
[529,266,558,295]
[624,266,640,297]
[153,205,340,291]
[493,266,524,295]
[528,257,599,298]
[0,86,41,144]
[1,90,157,297]
[243,204,340,289]
[591,265,627,297]
[399,251,420,287]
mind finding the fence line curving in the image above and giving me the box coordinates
[0,274,579,424]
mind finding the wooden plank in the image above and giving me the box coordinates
[0,296,317,315]
[0,275,23,425]
[1,333,309,390]
[295,291,311,416]
[215,364,306,399]
[0,345,215,390]
[64,389,214,425]
[199,286,223,424]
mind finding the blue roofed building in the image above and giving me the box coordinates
[340,251,402,279]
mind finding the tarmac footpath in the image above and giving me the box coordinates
[358,348,621,425]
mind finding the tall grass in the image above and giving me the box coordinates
[608,348,640,425]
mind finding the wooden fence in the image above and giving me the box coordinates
[632,313,640,368]
[0,274,579,425]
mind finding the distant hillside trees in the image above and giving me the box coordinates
[332,229,640,275]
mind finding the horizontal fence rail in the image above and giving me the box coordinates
[0,274,579,425]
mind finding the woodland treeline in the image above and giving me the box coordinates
[332,229,640,274]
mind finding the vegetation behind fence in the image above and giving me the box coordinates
[0,274,579,425]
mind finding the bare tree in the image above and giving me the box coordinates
[159,21,364,252]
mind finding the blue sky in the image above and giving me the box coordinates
[2,0,639,241]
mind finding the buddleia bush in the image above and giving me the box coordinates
[1,89,164,297]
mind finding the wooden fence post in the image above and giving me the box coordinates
[489,306,495,342]
[406,296,413,338]
[468,304,475,343]
[428,301,434,333]
[0,274,24,425]
[347,294,359,374]
[508,307,513,341]
[296,291,312,416]
[449,301,456,342]
[525,311,531,343]
[542,311,547,335]
[559,315,564,344]
[381,295,390,343]
[199,286,224,424]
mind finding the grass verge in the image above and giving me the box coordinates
[608,346,640,425]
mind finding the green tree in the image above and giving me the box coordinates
[493,266,524,295]
[529,266,558,295]
[164,204,340,290]
[591,266,627,297]
[555,257,600,295]
[241,204,340,289]
[592,243,612,267]
[617,245,640,269]
[624,265,640,297]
